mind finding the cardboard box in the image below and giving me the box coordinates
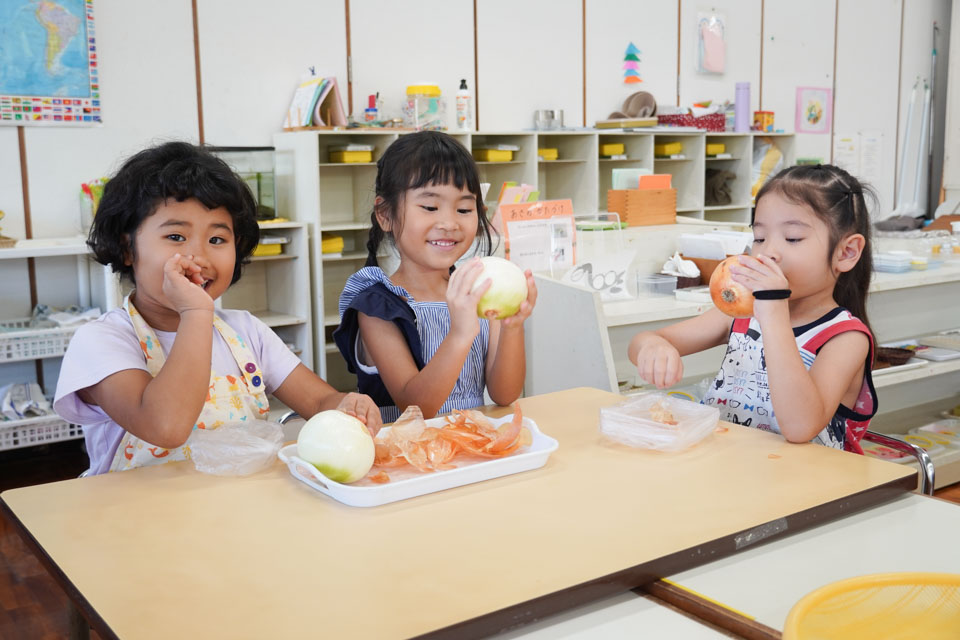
[607,188,677,226]
[678,254,722,285]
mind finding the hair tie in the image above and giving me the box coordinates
[753,289,791,300]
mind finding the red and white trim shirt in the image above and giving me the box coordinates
[701,308,877,453]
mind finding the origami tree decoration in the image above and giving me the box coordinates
[623,42,642,84]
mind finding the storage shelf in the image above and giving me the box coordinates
[320,222,372,232]
[322,251,368,262]
[538,159,588,164]
[0,237,89,260]
[475,160,527,165]
[873,358,960,389]
[250,254,296,262]
[248,310,306,327]
[0,414,84,452]
[703,204,752,211]
[324,313,340,327]
[653,157,690,162]
[599,157,643,162]
[257,221,303,229]
[324,343,339,353]
[706,156,741,161]
[318,162,377,167]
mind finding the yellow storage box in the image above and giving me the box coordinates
[705,143,726,155]
[473,149,513,162]
[538,148,559,161]
[599,143,625,156]
[252,243,283,257]
[329,150,373,163]
[655,142,683,156]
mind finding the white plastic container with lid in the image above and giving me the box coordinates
[403,84,446,131]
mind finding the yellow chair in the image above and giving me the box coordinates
[784,572,960,639]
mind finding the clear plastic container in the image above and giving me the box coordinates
[208,147,276,220]
[637,273,678,296]
[599,392,720,452]
[402,84,446,131]
[873,251,912,273]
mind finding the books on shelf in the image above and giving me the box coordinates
[283,73,347,129]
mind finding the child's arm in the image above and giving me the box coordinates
[358,258,489,418]
[731,255,869,442]
[77,254,216,449]
[629,309,731,388]
[272,364,382,435]
[484,270,538,405]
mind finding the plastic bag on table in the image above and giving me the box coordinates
[189,420,284,476]
[599,392,719,452]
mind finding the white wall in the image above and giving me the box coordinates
[21,0,200,238]
[198,0,348,146]
[476,0,583,130]
[0,0,953,236]
[761,0,836,165]
[678,0,761,111]
[350,0,474,132]
[833,0,902,216]
[584,0,679,124]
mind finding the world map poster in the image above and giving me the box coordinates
[0,0,101,126]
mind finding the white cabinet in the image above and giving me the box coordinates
[0,238,93,450]
[274,129,794,392]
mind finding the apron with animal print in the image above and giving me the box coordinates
[109,296,270,471]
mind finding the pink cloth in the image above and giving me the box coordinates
[54,308,301,475]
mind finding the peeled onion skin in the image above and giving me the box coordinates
[709,256,754,318]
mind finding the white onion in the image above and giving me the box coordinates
[470,256,528,320]
[297,410,374,483]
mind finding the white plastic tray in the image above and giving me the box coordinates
[278,413,558,507]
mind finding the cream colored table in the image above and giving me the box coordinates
[664,493,960,632]
[1,388,915,639]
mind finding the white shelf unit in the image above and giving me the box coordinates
[274,129,795,392]
[0,238,95,450]
[525,260,960,484]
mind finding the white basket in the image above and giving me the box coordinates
[0,318,78,363]
[0,415,84,452]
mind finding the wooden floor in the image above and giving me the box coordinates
[1,440,960,639]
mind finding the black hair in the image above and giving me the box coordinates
[87,140,260,285]
[365,131,493,266]
[754,164,876,345]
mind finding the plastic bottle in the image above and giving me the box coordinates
[456,79,472,131]
[364,94,378,123]
[735,82,750,133]
[403,84,446,131]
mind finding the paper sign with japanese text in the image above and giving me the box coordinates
[499,199,576,274]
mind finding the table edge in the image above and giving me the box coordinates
[412,472,916,639]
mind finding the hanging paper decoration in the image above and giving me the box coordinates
[623,42,642,84]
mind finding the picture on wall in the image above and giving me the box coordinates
[795,87,832,134]
[0,0,101,126]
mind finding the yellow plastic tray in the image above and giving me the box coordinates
[784,572,960,639]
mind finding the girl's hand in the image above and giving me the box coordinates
[445,257,487,342]
[162,253,214,315]
[501,270,538,330]
[729,254,790,322]
[336,392,383,437]
[635,335,684,389]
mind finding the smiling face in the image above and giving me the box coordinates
[378,182,479,275]
[127,198,237,313]
[751,191,838,300]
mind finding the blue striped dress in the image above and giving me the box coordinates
[338,266,490,422]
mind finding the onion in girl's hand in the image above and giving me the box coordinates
[709,256,754,318]
[470,256,528,319]
[297,410,374,483]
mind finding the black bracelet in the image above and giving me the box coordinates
[753,289,792,300]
